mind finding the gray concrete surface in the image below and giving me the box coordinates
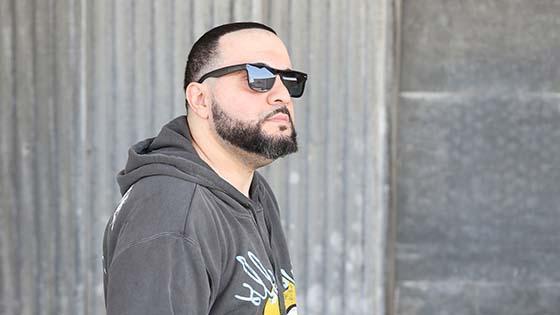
[395,0,560,314]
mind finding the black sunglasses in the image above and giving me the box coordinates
[197,63,308,98]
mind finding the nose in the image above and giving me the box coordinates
[266,75,291,105]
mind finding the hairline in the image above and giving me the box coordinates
[200,28,280,81]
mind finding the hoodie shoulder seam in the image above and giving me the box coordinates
[108,232,201,274]
[183,183,199,233]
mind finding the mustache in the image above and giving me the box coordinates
[261,106,292,121]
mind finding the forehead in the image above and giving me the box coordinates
[217,29,292,69]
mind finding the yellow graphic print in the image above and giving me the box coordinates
[233,252,297,314]
[263,277,297,315]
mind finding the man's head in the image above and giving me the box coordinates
[184,22,307,168]
[183,22,277,95]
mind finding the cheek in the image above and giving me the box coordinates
[214,90,257,119]
[217,97,263,122]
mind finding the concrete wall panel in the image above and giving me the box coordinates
[401,0,560,92]
[395,0,560,313]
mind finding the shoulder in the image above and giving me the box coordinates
[109,176,199,249]
[110,175,242,247]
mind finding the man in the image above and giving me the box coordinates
[102,22,307,315]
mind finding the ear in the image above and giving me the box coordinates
[186,82,212,119]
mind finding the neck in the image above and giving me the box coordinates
[188,118,259,198]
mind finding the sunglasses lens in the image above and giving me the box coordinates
[246,64,307,97]
[280,72,306,98]
[246,64,276,92]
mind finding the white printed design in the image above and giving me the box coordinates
[111,186,133,231]
[234,251,298,315]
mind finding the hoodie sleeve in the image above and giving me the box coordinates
[105,233,211,315]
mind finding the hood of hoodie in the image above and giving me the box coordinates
[117,116,260,208]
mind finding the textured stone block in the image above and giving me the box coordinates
[396,282,560,315]
[401,0,560,92]
[396,95,560,283]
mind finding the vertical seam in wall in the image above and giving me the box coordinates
[170,0,175,118]
[210,0,215,26]
[283,0,293,227]
[109,0,118,203]
[301,1,315,311]
[130,0,137,141]
[31,0,42,313]
[341,0,350,311]
[78,0,88,312]
[86,2,99,314]
[9,0,20,313]
[51,0,63,312]
[228,0,234,22]
[320,2,333,314]
[385,0,402,314]
[69,1,83,312]
[360,0,369,312]
[150,0,155,132]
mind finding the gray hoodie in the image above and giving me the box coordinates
[103,116,297,315]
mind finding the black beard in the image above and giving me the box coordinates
[211,101,298,160]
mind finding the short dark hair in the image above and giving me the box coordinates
[183,22,277,109]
